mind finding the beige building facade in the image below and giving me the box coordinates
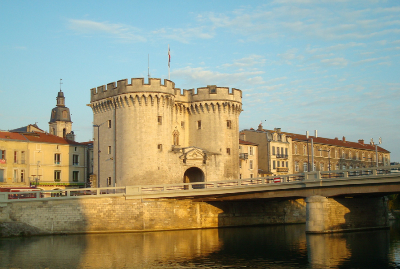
[0,90,88,190]
[89,78,242,187]
[240,125,293,177]
[241,125,390,176]
[290,134,390,173]
[0,129,87,190]
[239,140,258,179]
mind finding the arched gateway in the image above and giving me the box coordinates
[184,167,205,188]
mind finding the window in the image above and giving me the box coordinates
[273,160,276,169]
[249,160,253,170]
[181,121,185,128]
[73,171,79,182]
[54,170,61,182]
[21,151,25,164]
[107,177,112,186]
[295,161,299,172]
[303,162,308,172]
[277,161,280,167]
[294,145,298,155]
[227,120,232,129]
[286,161,288,167]
[54,153,61,165]
[226,148,231,155]
[336,164,339,170]
[335,150,338,159]
[250,174,253,178]
[320,163,324,171]
[108,120,112,128]
[249,147,253,156]
[277,147,280,156]
[14,151,18,164]
[108,146,112,154]
[158,144,163,150]
[197,121,201,129]
[239,174,242,179]
[13,169,18,182]
[0,150,5,161]
[74,147,77,151]
[158,116,162,125]
[20,170,25,182]
[303,145,307,156]
[62,110,67,118]
[349,151,352,160]
[285,148,288,156]
[272,146,275,155]
[73,155,79,165]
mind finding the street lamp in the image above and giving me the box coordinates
[93,122,106,188]
[306,130,318,172]
[371,137,382,167]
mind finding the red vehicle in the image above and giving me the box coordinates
[0,187,41,199]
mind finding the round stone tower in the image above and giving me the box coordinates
[89,78,242,187]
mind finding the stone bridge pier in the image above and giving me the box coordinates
[305,195,389,233]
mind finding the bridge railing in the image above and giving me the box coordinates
[1,164,400,203]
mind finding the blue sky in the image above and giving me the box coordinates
[1,0,399,161]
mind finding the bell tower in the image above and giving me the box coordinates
[49,89,73,140]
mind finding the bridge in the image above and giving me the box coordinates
[1,164,400,234]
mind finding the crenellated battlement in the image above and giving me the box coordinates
[90,78,176,103]
[174,85,242,104]
[90,78,242,104]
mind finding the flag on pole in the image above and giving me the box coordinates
[168,45,171,80]
[168,45,170,68]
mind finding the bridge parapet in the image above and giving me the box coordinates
[0,164,399,204]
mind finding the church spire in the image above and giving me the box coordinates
[49,82,73,140]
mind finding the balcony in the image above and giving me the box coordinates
[277,167,289,172]
[239,153,248,160]
[276,154,288,159]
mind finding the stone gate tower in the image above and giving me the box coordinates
[89,78,242,187]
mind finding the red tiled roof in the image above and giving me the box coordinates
[243,128,390,153]
[286,132,389,153]
[0,131,85,146]
[0,132,28,141]
[239,139,258,146]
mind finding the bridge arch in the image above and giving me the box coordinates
[183,167,205,184]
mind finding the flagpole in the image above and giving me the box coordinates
[168,44,170,80]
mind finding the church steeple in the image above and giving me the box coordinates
[56,90,65,107]
[49,85,73,140]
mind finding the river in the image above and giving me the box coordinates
[1,221,400,268]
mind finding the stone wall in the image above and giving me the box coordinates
[306,195,388,233]
[0,197,306,237]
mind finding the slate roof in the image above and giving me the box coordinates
[239,139,258,146]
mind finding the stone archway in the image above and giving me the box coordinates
[184,167,205,189]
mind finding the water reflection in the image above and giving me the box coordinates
[1,223,400,268]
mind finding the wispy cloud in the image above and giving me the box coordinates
[320,57,348,67]
[67,19,146,42]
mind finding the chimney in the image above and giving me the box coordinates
[274,127,281,133]
[342,136,346,142]
[358,139,364,145]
